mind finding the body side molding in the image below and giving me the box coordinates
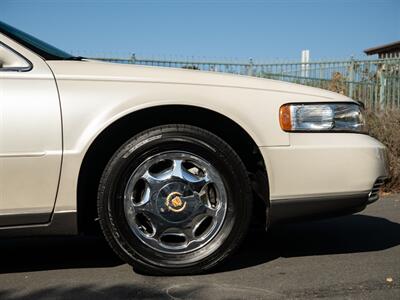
[0,211,77,236]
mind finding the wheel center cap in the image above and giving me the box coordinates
[165,192,187,213]
[157,182,199,223]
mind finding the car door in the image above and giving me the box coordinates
[0,35,62,227]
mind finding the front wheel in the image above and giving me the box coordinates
[97,124,252,275]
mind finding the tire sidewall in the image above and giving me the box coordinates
[98,126,252,273]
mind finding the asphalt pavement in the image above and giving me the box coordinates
[0,194,399,299]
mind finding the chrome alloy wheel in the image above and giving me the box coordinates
[123,151,227,254]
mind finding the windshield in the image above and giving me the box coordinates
[0,20,77,60]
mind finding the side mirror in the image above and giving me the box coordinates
[0,44,30,71]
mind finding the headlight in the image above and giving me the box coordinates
[279,103,365,132]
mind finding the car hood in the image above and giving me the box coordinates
[47,59,351,101]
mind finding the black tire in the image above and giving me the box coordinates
[97,124,252,275]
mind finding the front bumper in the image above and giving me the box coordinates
[260,133,389,222]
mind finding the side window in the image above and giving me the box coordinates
[0,43,31,71]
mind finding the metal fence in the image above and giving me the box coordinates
[93,55,400,110]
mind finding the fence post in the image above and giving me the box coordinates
[301,50,310,77]
[378,66,386,111]
[247,58,254,76]
[348,56,355,99]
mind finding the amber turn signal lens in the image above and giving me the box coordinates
[279,105,292,131]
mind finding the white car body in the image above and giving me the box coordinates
[0,30,388,237]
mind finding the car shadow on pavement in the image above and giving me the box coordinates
[215,213,400,273]
[0,235,123,274]
[0,214,399,275]
[0,284,173,300]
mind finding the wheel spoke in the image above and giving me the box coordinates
[152,219,174,241]
[190,175,211,193]
[198,202,218,218]
[168,159,203,183]
[141,170,164,186]
[132,201,151,214]
[170,159,184,179]
[182,226,196,243]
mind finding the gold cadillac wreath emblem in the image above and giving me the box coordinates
[165,191,187,213]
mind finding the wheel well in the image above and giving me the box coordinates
[77,105,269,234]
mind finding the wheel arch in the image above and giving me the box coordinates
[77,104,269,234]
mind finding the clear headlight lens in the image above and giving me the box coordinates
[279,103,365,132]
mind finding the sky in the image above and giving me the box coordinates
[1,0,399,62]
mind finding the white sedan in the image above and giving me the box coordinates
[0,21,388,275]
